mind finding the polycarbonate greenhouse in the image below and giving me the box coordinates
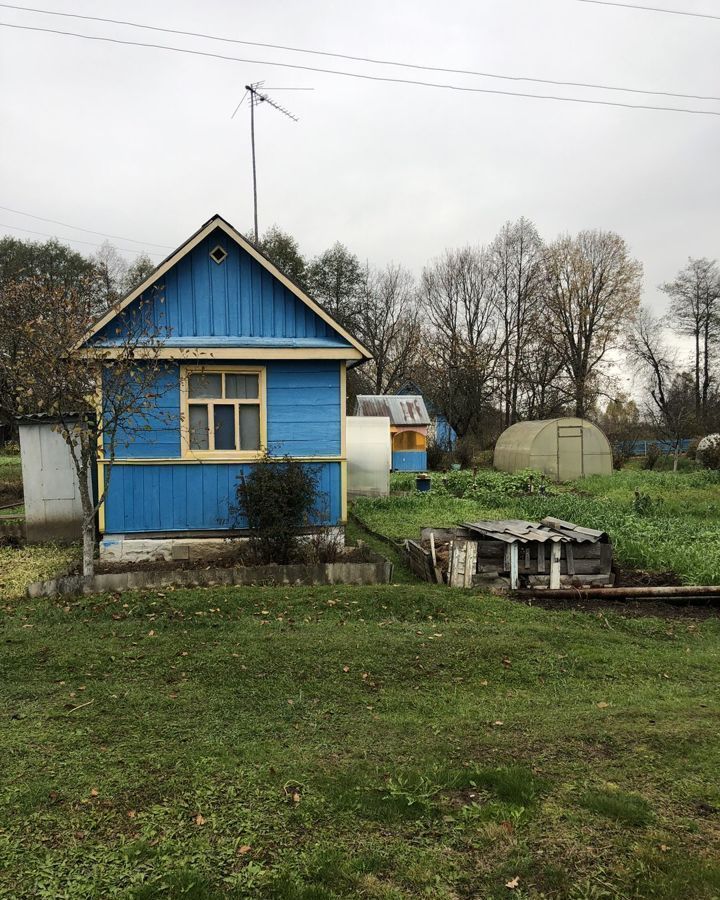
[494,418,613,482]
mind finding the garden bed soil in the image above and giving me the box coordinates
[510,592,720,620]
[75,545,376,577]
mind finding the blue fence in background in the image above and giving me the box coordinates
[617,439,694,456]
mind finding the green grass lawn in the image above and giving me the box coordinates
[2,465,720,897]
[0,453,23,506]
[2,582,720,899]
[353,469,720,584]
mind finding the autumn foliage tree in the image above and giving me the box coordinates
[0,277,169,576]
[544,230,642,418]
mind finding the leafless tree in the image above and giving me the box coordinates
[420,246,502,438]
[489,218,545,427]
[91,241,131,309]
[661,257,720,428]
[354,264,420,394]
[544,230,642,418]
[0,277,169,576]
[626,306,697,469]
[517,333,569,420]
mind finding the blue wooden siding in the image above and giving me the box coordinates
[92,228,351,349]
[109,361,340,460]
[103,461,342,533]
[107,366,182,459]
[267,362,340,456]
[392,451,427,471]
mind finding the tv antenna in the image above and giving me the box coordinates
[231,81,312,241]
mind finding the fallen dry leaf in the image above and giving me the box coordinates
[90,788,99,797]
[506,876,520,889]
[597,701,610,709]
[342,665,350,673]
[194,813,206,826]
[238,844,252,855]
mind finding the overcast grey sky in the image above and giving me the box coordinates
[1,0,719,321]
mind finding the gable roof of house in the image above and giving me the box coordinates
[77,213,372,361]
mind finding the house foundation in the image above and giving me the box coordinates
[100,527,345,563]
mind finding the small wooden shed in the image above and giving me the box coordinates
[355,395,430,471]
[409,517,614,589]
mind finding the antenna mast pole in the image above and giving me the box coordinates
[233,82,301,243]
[248,85,259,240]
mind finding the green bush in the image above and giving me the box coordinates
[235,455,319,564]
[643,443,661,470]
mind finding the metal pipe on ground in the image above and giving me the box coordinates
[514,586,720,600]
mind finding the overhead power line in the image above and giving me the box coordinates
[0,204,174,248]
[0,2,719,102]
[2,21,720,118]
[576,0,720,21]
[0,220,164,255]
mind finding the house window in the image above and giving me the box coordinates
[393,431,426,451]
[182,366,265,456]
[210,245,228,264]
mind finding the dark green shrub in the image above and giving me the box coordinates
[454,436,478,469]
[426,441,449,471]
[643,443,661,470]
[235,455,319,564]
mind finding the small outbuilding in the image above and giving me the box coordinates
[18,414,93,543]
[494,417,612,482]
[346,415,391,498]
[355,395,430,471]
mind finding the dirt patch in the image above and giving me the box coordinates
[613,565,683,587]
[508,593,720,620]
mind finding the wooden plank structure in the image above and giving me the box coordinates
[413,517,613,590]
[404,539,442,584]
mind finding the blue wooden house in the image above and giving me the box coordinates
[80,214,371,547]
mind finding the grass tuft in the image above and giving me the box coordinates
[579,788,654,825]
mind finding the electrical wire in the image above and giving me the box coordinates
[1,20,720,118]
[576,0,720,21]
[0,204,174,248]
[0,2,718,102]
[0,221,164,256]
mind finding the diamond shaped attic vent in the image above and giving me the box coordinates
[210,245,228,264]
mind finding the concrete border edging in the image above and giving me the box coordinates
[26,554,394,598]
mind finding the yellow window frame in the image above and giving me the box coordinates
[180,364,267,459]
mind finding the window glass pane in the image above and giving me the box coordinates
[239,405,260,450]
[394,431,426,451]
[214,405,236,451]
[225,373,259,399]
[189,405,209,450]
[188,373,222,399]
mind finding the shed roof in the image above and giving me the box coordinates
[462,517,608,544]
[355,395,430,426]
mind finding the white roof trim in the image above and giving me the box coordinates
[76,215,372,359]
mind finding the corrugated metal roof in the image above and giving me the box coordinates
[461,518,608,544]
[355,395,431,426]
